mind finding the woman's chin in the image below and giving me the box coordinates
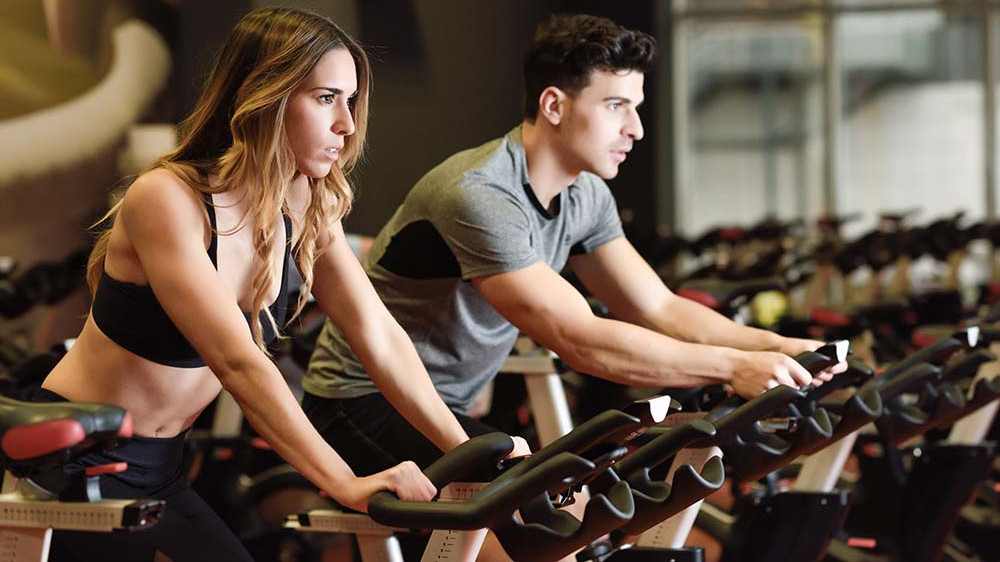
[299,164,333,179]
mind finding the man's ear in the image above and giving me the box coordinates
[538,86,568,126]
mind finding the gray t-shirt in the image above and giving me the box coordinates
[304,126,624,411]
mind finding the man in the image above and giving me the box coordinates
[303,13,837,477]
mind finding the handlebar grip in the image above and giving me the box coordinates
[978,326,1000,345]
[814,340,850,364]
[939,349,995,383]
[795,352,836,376]
[794,340,849,375]
[705,385,805,438]
[368,452,596,530]
[620,395,680,427]
[611,419,716,479]
[502,410,642,476]
[870,363,940,400]
[954,326,981,348]
[803,356,874,403]
[422,432,514,488]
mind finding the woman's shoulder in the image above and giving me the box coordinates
[120,167,207,234]
[125,167,203,209]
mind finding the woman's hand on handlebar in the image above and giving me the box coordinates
[335,460,437,513]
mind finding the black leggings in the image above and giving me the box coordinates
[31,388,253,562]
[301,391,497,475]
[302,391,498,560]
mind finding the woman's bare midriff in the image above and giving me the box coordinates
[42,315,224,438]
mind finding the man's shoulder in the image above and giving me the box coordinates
[415,134,523,202]
[424,131,521,183]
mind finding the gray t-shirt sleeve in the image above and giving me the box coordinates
[572,176,625,255]
[432,180,539,280]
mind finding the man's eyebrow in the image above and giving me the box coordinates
[603,96,644,108]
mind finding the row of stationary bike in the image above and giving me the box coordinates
[635,209,1000,562]
[6,316,998,562]
[5,210,1000,560]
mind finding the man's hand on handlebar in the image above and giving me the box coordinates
[733,351,815,398]
[776,337,849,383]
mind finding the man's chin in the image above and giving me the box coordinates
[598,166,620,180]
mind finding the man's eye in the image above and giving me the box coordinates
[609,102,622,110]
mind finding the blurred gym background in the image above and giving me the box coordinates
[3,0,999,342]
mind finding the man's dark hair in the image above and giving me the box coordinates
[523,13,656,122]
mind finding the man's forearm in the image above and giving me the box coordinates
[551,315,747,388]
[551,313,815,398]
[640,293,785,351]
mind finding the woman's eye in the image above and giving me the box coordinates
[319,94,335,104]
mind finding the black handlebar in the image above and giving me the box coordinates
[367,399,677,558]
[940,349,996,384]
[703,385,805,440]
[802,341,850,368]
[887,338,964,374]
[368,448,598,531]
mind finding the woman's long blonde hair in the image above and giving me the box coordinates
[87,7,371,351]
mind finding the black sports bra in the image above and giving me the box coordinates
[91,200,292,368]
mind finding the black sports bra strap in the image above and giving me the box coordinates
[204,195,291,283]
[204,195,219,268]
[278,213,293,310]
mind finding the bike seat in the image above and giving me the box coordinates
[678,277,785,310]
[811,297,910,329]
[0,396,132,475]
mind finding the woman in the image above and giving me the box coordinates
[36,7,472,561]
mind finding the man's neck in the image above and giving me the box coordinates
[521,119,577,212]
